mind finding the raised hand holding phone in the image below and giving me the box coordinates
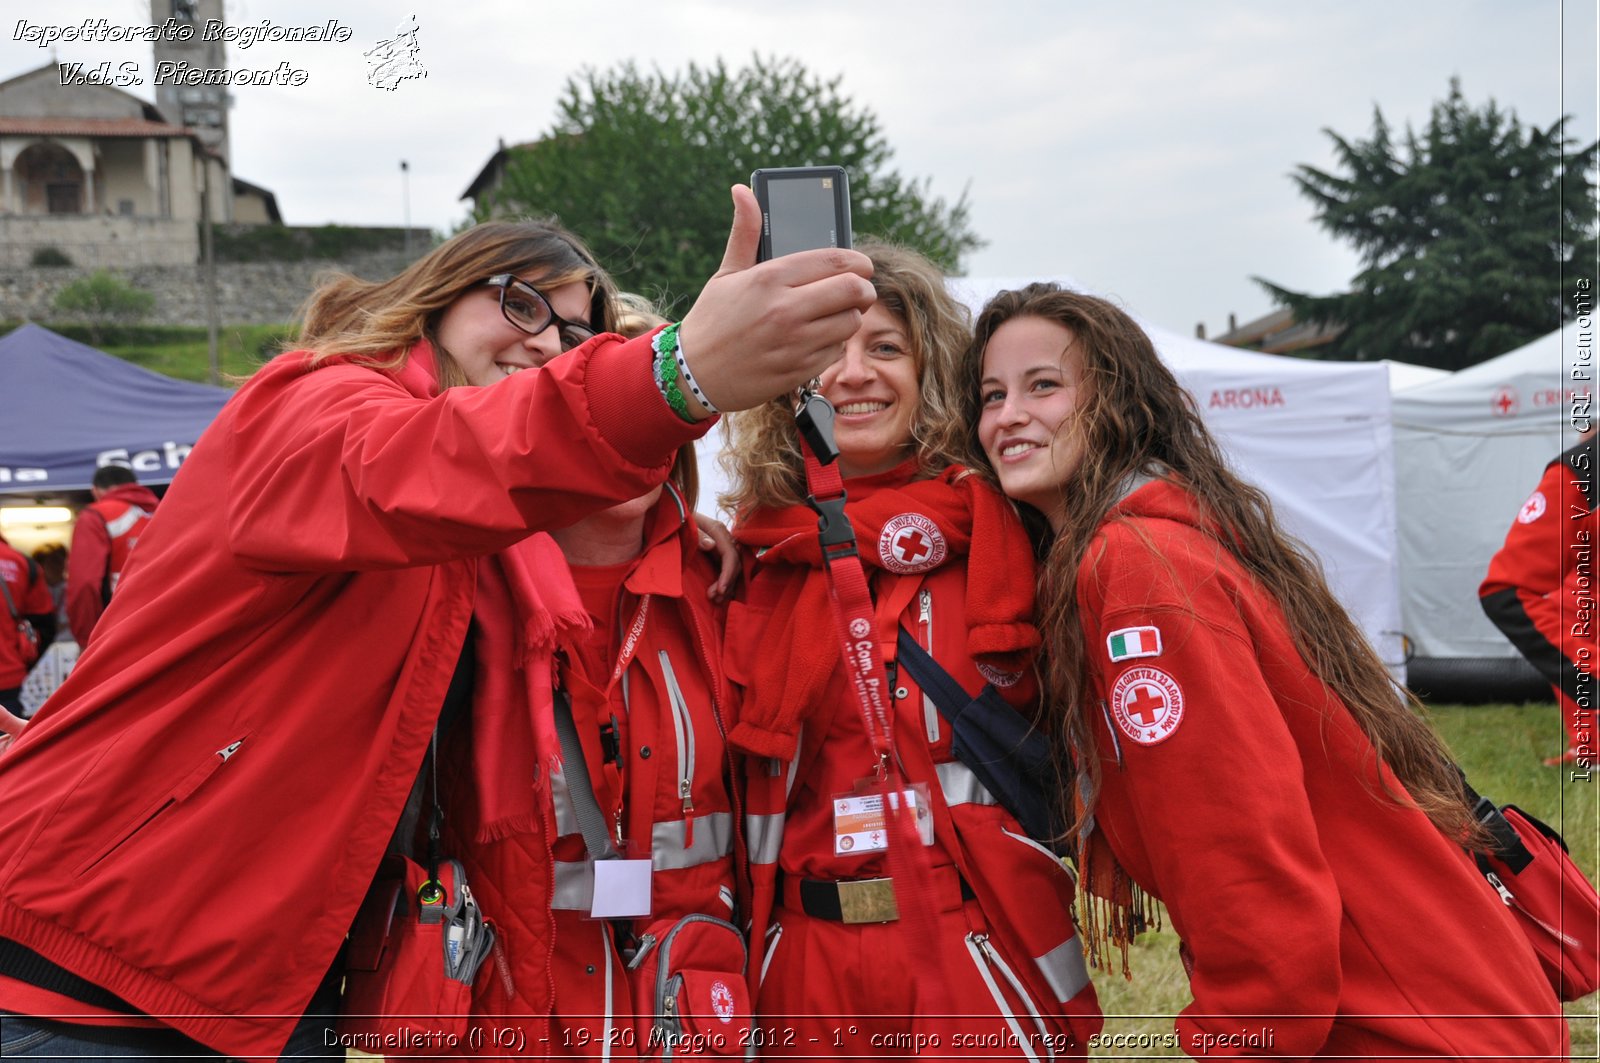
[677,183,872,416]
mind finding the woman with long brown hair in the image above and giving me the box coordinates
[0,193,872,1061]
[964,282,1566,1060]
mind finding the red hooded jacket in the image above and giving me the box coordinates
[1078,478,1566,1059]
[0,334,708,1058]
[66,481,160,645]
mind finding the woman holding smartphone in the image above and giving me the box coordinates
[964,282,1567,1060]
[721,241,1101,1061]
[0,191,873,1061]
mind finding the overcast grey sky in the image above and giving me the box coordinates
[4,0,1595,340]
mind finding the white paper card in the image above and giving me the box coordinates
[590,858,654,918]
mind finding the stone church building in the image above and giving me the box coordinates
[0,0,280,269]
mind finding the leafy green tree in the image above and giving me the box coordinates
[487,55,982,312]
[1256,79,1597,370]
[53,270,156,346]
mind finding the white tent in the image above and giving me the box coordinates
[700,276,1405,669]
[1384,360,1451,393]
[1391,323,1590,660]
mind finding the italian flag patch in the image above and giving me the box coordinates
[1107,626,1163,662]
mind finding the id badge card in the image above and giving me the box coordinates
[832,782,934,856]
[590,858,653,918]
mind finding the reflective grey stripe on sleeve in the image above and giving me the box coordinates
[550,764,579,838]
[1035,934,1092,1002]
[554,813,736,909]
[552,860,595,910]
[935,760,999,808]
[651,812,733,870]
[745,812,784,865]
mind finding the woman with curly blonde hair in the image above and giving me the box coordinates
[722,240,1102,1059]
[965,282,1566,1061]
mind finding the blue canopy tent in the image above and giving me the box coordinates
[0,323,233,498]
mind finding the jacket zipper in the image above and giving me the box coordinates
[964,932,1053,1062]
[659,649,697,845]
[77,736,249,876]
[919,589,939,743]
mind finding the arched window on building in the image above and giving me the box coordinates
[15,142,86,215]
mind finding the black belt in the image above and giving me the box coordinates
[783,871,977,924]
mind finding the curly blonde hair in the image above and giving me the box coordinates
[719,238,971,513]
[297,219,618,390]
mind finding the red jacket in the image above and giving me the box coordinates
[441,485,740,1042]
[66,482,160,644]
[730,522,1101,1046]
[1078,479,1565,1059]
[0,539,53,688]
[0,335,708,1058]
[1480,441,1597,714]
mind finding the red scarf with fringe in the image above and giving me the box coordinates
[392,342,591,843]
[727,462,1039,760]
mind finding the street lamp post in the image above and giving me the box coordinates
[400,160,411,258]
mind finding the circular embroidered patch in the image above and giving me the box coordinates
[1110,666,1185,746]
[976,661,1024,688]
[1518,489,1547,524]
[878,514,947,574]
[710,979,736,1023]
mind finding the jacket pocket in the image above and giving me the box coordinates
[73,734,251,876]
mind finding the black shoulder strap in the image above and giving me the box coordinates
[895,625,973,725]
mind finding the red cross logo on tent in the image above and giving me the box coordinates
[1491,386,1519,417]
[878,513,947,573]
[1110,666,1185,746]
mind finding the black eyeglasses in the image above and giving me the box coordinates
[485,274,596,351]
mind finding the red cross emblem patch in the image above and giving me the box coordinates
[710,979,736,1023]
[1110,666,1185,746]
[1517,490,1547,524]
[878,513,947,573]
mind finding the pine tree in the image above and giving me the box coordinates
[484,56,982,313]
[1256,79,1597,370]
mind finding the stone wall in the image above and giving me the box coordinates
[0,251,417,325]
[0,215,199,268]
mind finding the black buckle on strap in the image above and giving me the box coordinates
[807,491,858,560]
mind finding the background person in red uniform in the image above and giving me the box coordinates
[0,534,53,737]
[722,241,1101,1061]
[964,283,1568,1060]
[0,192,874,1061]
[439,295,746,1057]
[65,464,159,646]
[1480,430,1598,766]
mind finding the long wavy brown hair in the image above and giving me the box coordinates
[958,283,1478,844]
[297,219,618,390]
[719,238,971,513]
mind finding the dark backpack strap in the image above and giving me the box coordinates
[895,625,974,724]
[1461,777,1535,874]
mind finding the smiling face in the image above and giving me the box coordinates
[977,315,1087,530]
[434,276,594,387]
[817,301,923,479]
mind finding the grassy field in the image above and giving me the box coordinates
[1088,699,1598,1057]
